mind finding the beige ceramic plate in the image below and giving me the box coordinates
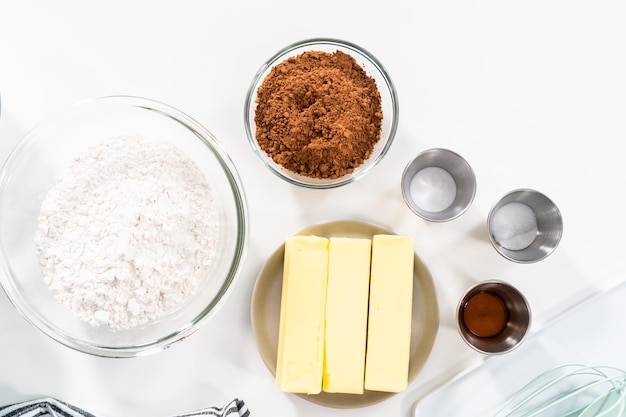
[250,219,439,408]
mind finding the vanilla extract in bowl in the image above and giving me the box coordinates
[457,280,531,355]
[461,291,509,338]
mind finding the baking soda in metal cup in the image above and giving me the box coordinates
[488,189,563,263]
[401,148,476,222]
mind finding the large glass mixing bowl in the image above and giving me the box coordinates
[0,96,248,357]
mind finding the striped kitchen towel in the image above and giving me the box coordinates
[0,397,250,417]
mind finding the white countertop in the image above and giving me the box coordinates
[1,1,625,416]
[415,280,626,416]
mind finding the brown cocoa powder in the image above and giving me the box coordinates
[254,50,383,180]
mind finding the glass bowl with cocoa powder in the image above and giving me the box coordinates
[244,38,399,189]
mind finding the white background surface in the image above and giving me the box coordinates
[414,280,626,416]
[1,1,625,416]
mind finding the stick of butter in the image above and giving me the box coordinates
[276,235,329,394]
[323,237,372,394]
[364,234,414,392]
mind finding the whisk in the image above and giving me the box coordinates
[493,364,626,417]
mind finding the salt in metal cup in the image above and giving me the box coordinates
[401,148,476,222]
[488,188,563,263]
[457,280,531,355]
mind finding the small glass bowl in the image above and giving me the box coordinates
[244,38,399,189]
[0,96,248,357]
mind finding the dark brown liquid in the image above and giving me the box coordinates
[462,291,508,337]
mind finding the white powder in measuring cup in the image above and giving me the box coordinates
[490,202,538,251]
[34,135,218,330]
[409,166,457,213]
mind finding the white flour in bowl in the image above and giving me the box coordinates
[35,135,218,330]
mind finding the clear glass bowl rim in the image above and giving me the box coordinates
[0,95,249,357]
[243,37,400,189]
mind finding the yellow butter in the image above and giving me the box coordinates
[276,235,329,394]
[322,237,372,394]
[364,234,414,392]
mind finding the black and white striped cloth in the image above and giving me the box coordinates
[0,397,250,417]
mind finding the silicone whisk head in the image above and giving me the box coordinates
[493,365,626,417]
